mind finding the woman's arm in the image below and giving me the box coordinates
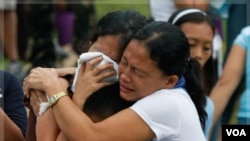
[0,108,25,141]
[25,76,71,141]
[51,97,154,141]
[210,45,246,128]
[24,67,155,141]
[36,108,59,141]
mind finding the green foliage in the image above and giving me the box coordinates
[94,0,150,20]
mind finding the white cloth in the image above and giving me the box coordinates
[39,102,50,116]
[38,52,119,116]
[149,0,177,21]
[130,88,206,141]
[71,52,119,92]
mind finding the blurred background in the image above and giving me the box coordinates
[0,1,249,141]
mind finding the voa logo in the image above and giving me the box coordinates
[226,129,246,136]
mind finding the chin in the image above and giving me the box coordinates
[120,92,136,102]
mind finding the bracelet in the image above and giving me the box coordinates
[48,92,68,107]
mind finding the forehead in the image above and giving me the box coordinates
[180,22,214,40]
[124,39,148,57]
[122,39,164,78]
[88,35,121,62]
[124,40,156,67]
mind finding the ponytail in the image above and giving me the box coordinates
[184,58,207,130]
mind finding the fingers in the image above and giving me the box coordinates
[86,57,116,75]
[96,68,117,82]
[23,76,31,98]
[30,91,40,115]
[22,74,36,97]
[30,90,47,116]
[84,56,103,72]
[37,91,48,102]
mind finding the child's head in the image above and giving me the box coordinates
[88,10,148,62]
[83,82,135,122]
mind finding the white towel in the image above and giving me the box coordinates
[39,102,50,116]
[71,52,119,92]
[38,52,119,116]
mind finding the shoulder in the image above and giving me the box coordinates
[1,70,20,92]
[131,88,191,114]
[1,70,20,85]
[241,26,250,33]
[238,26,250,39]
[1,70,24,101]
[233,26,250,49]
[130,88,205,140]
[136,88,188,103]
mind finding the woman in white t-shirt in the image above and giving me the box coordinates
[23,21,206,141]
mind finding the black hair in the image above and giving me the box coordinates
[168,8,215,35]
[83,82,135,121]
[168,8,217,95]
[89,10,149,62]
[82,10,148,122]
[133,21,207,129]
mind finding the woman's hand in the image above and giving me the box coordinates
[23,67,71,115]
[23,67,63,97]
[29,90,48,116]
[73,56,116,108]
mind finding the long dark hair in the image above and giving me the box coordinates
[133,21,207,129]
[168,8,217,96]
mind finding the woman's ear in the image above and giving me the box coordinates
[165,75,179,88]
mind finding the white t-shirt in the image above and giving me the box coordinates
[130,88,206,141]
[149,0,177,21]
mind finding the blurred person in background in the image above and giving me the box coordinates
[0,70,28,141]
[0,0,23,80]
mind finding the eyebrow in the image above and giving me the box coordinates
[122,56,128,62]
[123,56,148,75]
[188,37,213,43]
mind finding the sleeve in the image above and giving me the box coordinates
[130,89,181,140]
[4,71,28,137]
[233,26,250,50]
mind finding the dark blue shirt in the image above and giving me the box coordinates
[0,70,27,137]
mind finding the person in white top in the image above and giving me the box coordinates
[149,0,209,21]
[23,21,206,141]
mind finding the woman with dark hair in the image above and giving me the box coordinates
[168,8,217,138]
[24,21,206,141]
[23,9,148,141]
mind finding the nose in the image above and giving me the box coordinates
[119,68,131,83]
[191,47,202,62]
